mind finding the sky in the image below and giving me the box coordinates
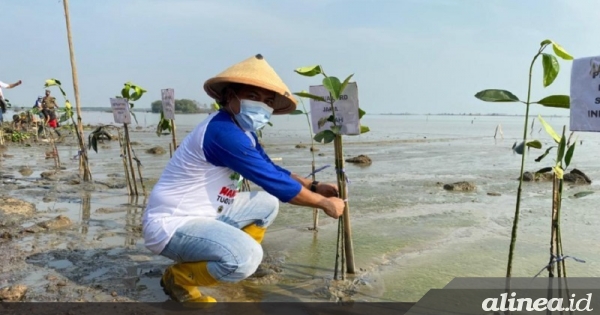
[1,0,599,115]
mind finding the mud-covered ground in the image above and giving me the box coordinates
[0,125,367,303]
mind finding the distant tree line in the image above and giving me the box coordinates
[150,99,214,114]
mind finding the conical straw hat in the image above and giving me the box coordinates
[204,54,297,115]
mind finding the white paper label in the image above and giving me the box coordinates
[161,88,175,120]
[110,98,131,124]
[570,56,600,132]
[309,82,360,135]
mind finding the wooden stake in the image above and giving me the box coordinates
[333,135,355,274]
[133,150,147,196]
[118,129,132,196]
[63,0,92,182]
[169,143,173,158]
[123,123,138,195]
[170,119,177,151]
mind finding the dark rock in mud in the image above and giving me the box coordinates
[0,197,35,216]
[18,166,33,177]
[443,181,476,192]
[130,141,142,146]
[95,179,127,189]
[310,146,320,152]
[0,284,27,301]
[487,192,501,196]
[1,231,13,240]
[521,168,591,185]
[24,215,72,233]
[295,144,307,149]
[146,146,166,155]
[2,154,13,158]
[318,153,325,156]
[345,154,372,165]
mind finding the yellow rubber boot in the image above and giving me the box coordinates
[161,261,218,303]
[242,223,267,244]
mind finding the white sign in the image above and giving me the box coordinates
[161,88,175,120]
[570,56,600,132]
[110,98,131,124]
[309,82,360,135]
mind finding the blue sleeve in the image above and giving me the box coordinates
[203,118,302,203]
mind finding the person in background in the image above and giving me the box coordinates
[0,79,22,123]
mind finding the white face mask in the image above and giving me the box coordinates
[233,97,274,132]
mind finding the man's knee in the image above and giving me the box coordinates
[216,241,263,282]
[256,191,279,226]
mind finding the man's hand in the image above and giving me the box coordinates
[315,182,339,198]
[322,197,345,219]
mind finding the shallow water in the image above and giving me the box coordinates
[1,112,600,302]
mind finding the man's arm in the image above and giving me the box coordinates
[5,80,22,89]
[204,125,344,218]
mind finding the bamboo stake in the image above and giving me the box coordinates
[46,125,61,170]
[171,119,177,151]
[548,175,559,277]
[63,0,92,182]
[334,135,355,274]
[118,129,132,195]
[123,123,138,195]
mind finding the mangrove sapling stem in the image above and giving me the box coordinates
[132,148,146,196]
[507,48,543,279]
[123,123,139,196]
[299,98,319,231]
[549,174,559,277]
[169,143,173,158]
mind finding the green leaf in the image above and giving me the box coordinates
[290,109,304,115]
[526,140,542,149]
[540,39,552,46]
[121,86,130,99]
[565,142,576,168]
[323,76,342,100]
[573,191,594,199]
[295,65,322,77]
[314,130,336,144]
[326,114,335,123]
[557,132,567,164]
[267,121,273,127]
[542,53,559,87]
[359,107,366,119]
[360,125,370,134]
[551,41,573,60]
[538,115,561,143]
[535,95,570,109]
[293,92,326,102]
[535,146,556,162]
[212,102,221,111]
[331,125,342,134]
[339,74,354,96]
[474,89,520,102]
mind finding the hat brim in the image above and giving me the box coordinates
[204,76,296,115]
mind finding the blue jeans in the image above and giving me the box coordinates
[159,191,279,283]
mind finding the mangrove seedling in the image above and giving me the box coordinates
[294,64,370,278]
[474,39,573,278]
[290,97,321,230]
[534,115,590,279]
[45,78,91,180]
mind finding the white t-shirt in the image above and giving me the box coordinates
[142,110,302,255]
[0,81,9,98]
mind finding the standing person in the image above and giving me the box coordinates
[42,89,59,111]
[40,104,61,137]
[0,79,22,123]
[142,54,345,303]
